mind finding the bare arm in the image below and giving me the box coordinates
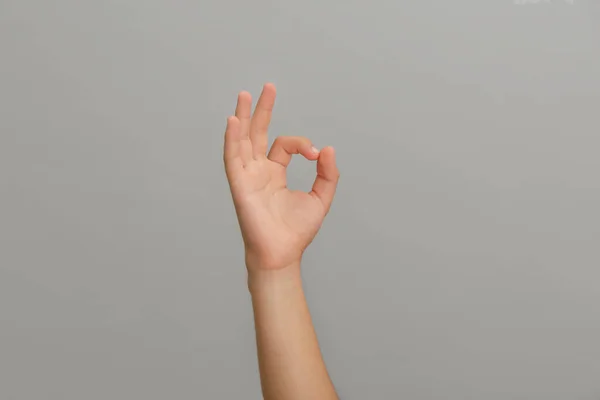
[223,83,340,400]
[249,267,337,400]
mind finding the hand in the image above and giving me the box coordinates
[223,83,340,272]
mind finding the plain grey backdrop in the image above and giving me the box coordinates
[1,0,599,399]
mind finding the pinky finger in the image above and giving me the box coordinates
[223,116,243,175]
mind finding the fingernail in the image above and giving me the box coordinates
[311,146,320,154]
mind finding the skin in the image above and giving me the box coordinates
[223,83,340,400]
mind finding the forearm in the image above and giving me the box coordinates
[248,263,338,400]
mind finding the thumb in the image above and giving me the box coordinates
[310,146,340,212]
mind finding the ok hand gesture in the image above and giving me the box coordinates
[223,83,340,272]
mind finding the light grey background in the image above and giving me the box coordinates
[1,1,599,399]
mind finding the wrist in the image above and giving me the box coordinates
[246,262,302,294]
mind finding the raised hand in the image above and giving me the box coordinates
[223,83,340,272]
